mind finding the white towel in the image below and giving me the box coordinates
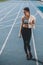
[28,15,36,29]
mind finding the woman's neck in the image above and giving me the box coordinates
[25,16,30,20]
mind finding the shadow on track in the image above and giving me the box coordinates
[28,58,43,65]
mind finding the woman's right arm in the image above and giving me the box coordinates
[18,17,24,37]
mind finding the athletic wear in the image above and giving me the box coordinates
[21,15,36,59]
[23,17,29,24]
[23,15,36,29]
[21,27,31,55]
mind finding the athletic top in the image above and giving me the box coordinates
[23,15,36,29]
[23,17,29,24]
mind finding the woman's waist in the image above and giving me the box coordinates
[22,25,31,30]
[22,24,28,28]
[22,24,35,29]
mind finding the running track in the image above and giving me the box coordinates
[0,1,43,65]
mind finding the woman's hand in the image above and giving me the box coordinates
[18,32,22,38]
[29,19,35,28]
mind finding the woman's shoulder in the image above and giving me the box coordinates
[22,16,25,21]
[29,15,36,23]
[30,15,36,20]
[22,16,25,19]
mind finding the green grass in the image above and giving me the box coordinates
[0,0,8,2]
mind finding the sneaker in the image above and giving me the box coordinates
[29,53,33,59]
[26,54,30,60]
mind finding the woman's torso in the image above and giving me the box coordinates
[22,15,35,29]
[22,16,29,28]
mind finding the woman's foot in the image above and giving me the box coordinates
[26,53,33,60]
[26,54,29,60]
[29,52,33,59]
[26,54,30,60]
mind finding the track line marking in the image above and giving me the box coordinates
[37,10,43,19]
[30,1,43,19]
[32,30,39,65]
[0,12,17,24]
[0,22,21,30]
[0,3,24,55]
[0,24,20,30]
[0,19,14,24]
[0,3,14,13]
[0,4,19,22]
[29,2,39,65]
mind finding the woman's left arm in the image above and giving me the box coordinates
[29,17,36,29]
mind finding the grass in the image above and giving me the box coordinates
[0,0,8,2]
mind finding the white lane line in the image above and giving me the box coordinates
[32,30,39,65]
[0,12,17,24]
[0,19,14,24]
[0,25,12,29]
[30,1,43,19]
[0,23,20,30]
[34,12,38,17]
[0,22,21,29]
[29,2,39,65]
[0,3,14,13]
[37,10,43,19]
[0,4,24,55]
[0,4,15,13]
[7,12,17,18]
[0,4,19,22]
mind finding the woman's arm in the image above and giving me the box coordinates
[18,17,24,37]
[28,18,36,29]
[29,19,35,25]
[29,15,36,25]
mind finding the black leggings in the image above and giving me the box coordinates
[21,27,31,55]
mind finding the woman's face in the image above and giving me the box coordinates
[24,10,30,17]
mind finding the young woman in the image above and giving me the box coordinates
[19,7,36,60]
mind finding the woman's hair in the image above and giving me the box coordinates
[23,7,30,13]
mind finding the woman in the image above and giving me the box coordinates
[19,7,36,60]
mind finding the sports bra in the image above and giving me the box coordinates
[23,15,36,29]
[23,17,29,24]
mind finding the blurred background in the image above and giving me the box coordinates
[0,0,43,2]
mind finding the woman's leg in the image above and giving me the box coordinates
[26,29,32,58]
[27,29,31,53]
[21,28,28,55]
[24,41,27,54]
